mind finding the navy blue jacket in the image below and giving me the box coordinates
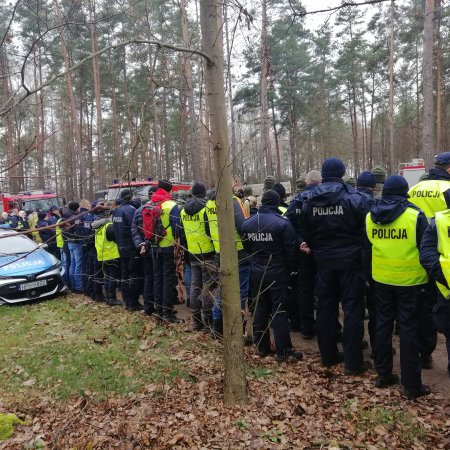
[131,205,146,249]
[80,210,96,248]
[61,208,81,242]
[286,184,318,242]
[242,204,297,279]
[420,219,448,288]
[299,179,370,270]
[37,218,56,247]
[112,200,137,257]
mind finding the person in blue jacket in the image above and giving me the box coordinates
[36,210,58,258]
[242,189,303,363]
[299,157,371,375]
[112,188,143,311]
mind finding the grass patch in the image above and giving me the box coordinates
[344,399,425,445]
[0,296,195,404]
[248,366,275,379]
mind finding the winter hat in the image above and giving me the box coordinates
[272,182,286,199]
[158,179,173,192]
[243,185,253,197]
[191,181,206,198]
[38,211,47,220]
[296,177,306,192]
[49,205,58,212]
[357,171,377,188]
[263,175,276,191]
[261,189,280,206]
[120,189,132,200]
[321,158,346,179]
[435,152,450,165]
[382,175,409,197]
[68,201,80,211]
[148,186,157,198]
[343,175,355,187]
[371,166,387,184]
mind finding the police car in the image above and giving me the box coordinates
[0,229,66,304]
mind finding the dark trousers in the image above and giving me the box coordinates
[253,275,293,357]
[366,276,377,350]
[417,282,438,356]
[93,258,104,300]
[374,282,422,390]
[120,254,143,308]
[143,256,154,314]
[433,292,450,373]
[316,269,365,371]
[190,256,217,326]
[297,252,317,336]
[153,248,177,317]
[102,259,119,299]
[82,246,95,296]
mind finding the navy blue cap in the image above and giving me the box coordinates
[435,152,450,165]
[382,175,409,197]
[321,158,345,179]
[357,171,377,188]
[261,189,280,206]
[272,182,286,199]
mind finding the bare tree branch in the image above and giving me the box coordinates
[0,0,21,49]
[290,0,394,17]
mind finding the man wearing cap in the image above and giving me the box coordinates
[272,183,289,215]
[408,152,450,369]
[112,189,143,311]
[242,189,302,362]
[151,180,181,320]
[286,170,322,340]
[371,166,387,198]
[299,158,371,375]
[367,175,430,399]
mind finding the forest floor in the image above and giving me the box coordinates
[1,294,450,449]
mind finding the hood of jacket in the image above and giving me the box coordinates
[308,180,350,207]
[151,188,173,204]
[427,167,450,181]
[370,195,412,225]
[184,196,207,215]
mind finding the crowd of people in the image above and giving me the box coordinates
[5,152,450,401]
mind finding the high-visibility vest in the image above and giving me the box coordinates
[408,179,450,221]
[181,206,214,255]
[95,222,120,262]
[278,205,287,215]
[434,210,450,299]
[205,199,244,253]
[366,207,428,286]
[159,200,176,248]
[56,218,64,248]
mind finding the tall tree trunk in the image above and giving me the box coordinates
[109,50,122,180]
[200,0,248,404]
[435,0,442,152]
[260,0,273,176]
[388,0,395,174]
[271,99,281,179]
[422,0,435,165]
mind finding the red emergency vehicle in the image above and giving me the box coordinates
[0,191,64,213]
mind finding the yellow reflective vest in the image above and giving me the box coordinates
[159,200,176,248]
[56,218,64,248]
[205,199,244,253]
[181,206,214,255]
[95,222,120,262]
[434,210,450,299]
[408,179,450,221]
[366,207,428,286]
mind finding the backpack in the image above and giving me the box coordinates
[141,201,166,244]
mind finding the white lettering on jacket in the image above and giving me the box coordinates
[312,205,344,216]
[247,232,274,242]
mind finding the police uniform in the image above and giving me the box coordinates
[367,175,430,399]
[242,189,302,362]
[179,182,216,331]
[408,152,450,367]
[299,158,370,374]
[420,210,450,378]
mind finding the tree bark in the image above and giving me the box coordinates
[388,0,395,174]
[435,0,442,152]
[200,0,248,404]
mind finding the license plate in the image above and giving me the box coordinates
[18,280,47,291]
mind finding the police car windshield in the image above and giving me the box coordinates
[0,234,38,255]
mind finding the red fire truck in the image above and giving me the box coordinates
[106,179,192,203]
[0,191,64,213]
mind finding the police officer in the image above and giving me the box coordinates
[179,182,216,331]
[286,169,322,340]
[36,210,59,258]
[112,189,143,311]
[367,175,430,399]
[408,152,450,368]
[131,186,158,317]
[272,183,289,215]
[151,180,181,320]
[299,158,370,374]
[242,189,302,362]
[420,209,450,379]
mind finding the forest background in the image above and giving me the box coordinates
[0,0,444,200]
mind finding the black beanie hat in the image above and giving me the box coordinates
[68,201,80,211]
[261,189,280,206]
[321,157,346,179]
[382,175,409,197]
[191,181,206,198]
[158,179,173,192]
[120,188,132,200]
[357,171,377,188]
[38,211,47,220]
[148,186,157,198]
[272,182,286,199]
